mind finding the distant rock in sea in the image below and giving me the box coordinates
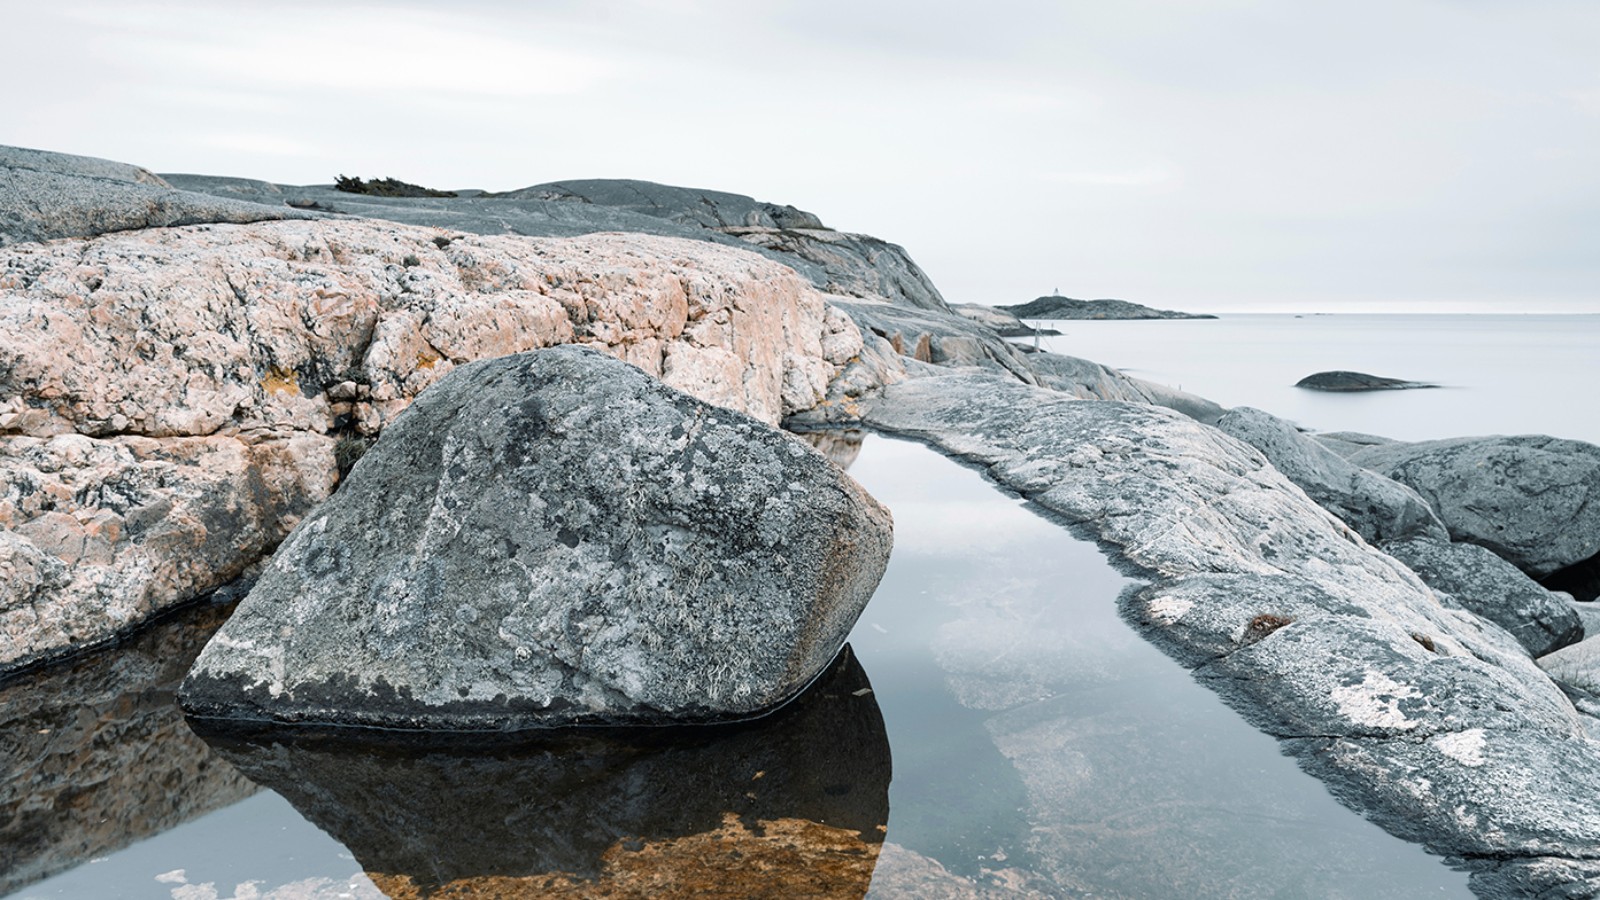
[999,295,1217,320]
[1295,371,1438,392]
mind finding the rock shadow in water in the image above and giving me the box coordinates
[188,644,891,899]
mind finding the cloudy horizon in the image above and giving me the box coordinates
[6,0,1598,312]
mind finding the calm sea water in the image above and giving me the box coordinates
[1028,313,1600,445]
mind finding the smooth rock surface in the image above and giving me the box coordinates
[1295,371,1437,392]
[180,346,893,728]
[1381,537,1582,658]
[949,303,1059,337]
[862,372,1600,890]
[1215,406,1446,544]
[2,220,864,671]
[1314,430,1399,458]
[1349,435,1600,579]
[1,146,315,246]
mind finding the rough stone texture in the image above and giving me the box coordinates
[949,303,1059,337]
[1381,537,1583,658]
[1,220,863,672]
[181,347,893,728]
[168,172,953,313]
[1296,370,1437,392]
[863,373,1600,890]
[999,295,1216,320]
[1215,407,1446,544]
[191,645,887,897]
[1,146,316,246]
[0,599,258,897]
[1538,637,1600,697]
[1349,435,1600,579]
[1314,430,1399,458]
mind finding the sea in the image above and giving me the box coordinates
[8,314,1594,899]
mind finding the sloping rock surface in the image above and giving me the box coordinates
[1215,407,1446,544]
[1350,435,1600,579]
[1,146,316,246]
[1,220,863,672]
[862,373,1600,895]
[180,346,893,728]
[167,173,953,312]
[1381,537,1582,658]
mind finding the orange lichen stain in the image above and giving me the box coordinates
[368,814,881,900]
[415,352,441,370]
[261,366,299,396]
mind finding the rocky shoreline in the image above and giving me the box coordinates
[7,144,1600,896]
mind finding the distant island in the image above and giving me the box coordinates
[1000,295,1217,320]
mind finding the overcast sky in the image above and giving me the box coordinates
[5,0,1598,311]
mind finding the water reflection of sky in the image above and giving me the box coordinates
[12,435,1475,899]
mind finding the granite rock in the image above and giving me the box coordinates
[1349,435,1600,579]
[999,295,1215,320]
[1,145,316,246]
[180,346,893,728]
[1295,371,1437,392]
[863,372,1600,887]
[1381,537,1582,658]
[1215,407,1446,544]
[2,221,864,671]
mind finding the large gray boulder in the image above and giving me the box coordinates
[1,145,315,245]
[180,346,893,729]
[1349,435,1600,580]
[1381,537,1582,658]
[1215,407,1446,544]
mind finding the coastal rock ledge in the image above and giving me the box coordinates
[179,346,893,729]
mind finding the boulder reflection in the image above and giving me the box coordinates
[190,644,891,899]
[796,428,865,471]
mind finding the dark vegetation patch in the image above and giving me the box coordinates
[334,175,457,198]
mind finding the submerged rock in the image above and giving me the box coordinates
[1381,537,1582,658]
[1215,407,1446,545]
[180,346,893,729]
[190,645,889,898]
[1294,371,1437,392]
[1349,435,1600,581]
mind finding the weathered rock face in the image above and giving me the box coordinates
[1215,407,1446,545]
[0,599,257,897]
[1349,435,1600,580]
[1313,430,1399,458]
[190,644,889,898]
[1381,537,1582,658]
[1295,371,1437,392]
[1,145,315,246]
[180,346,893,729]
[862,373,1600,894]
[1,221,864,672]
[949,303,1059,337]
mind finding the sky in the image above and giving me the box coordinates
[4,0,1598,312]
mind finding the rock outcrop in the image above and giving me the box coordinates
[1349,435,1600,583]
[1295,371,1437,392]
[999,295,1215,320]
[1,220,865,672]
[1214,407,1446,545]
[180,347,893,729]
[862,372,1600,896]
[190,644,889,898]
[1381,537,1582,658]
[949,303,1059,337]
[1,145,316,246]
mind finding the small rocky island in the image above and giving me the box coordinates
[6,143,1600,897]
[1000,294,1217,320]
[1297,370,1440,391]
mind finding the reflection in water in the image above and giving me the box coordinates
[797,428,865,471]
[189,645,890,899]
[0,601,257,896]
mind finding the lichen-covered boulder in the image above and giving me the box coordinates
[1349,435,1600,579]
[180,346,893,729]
